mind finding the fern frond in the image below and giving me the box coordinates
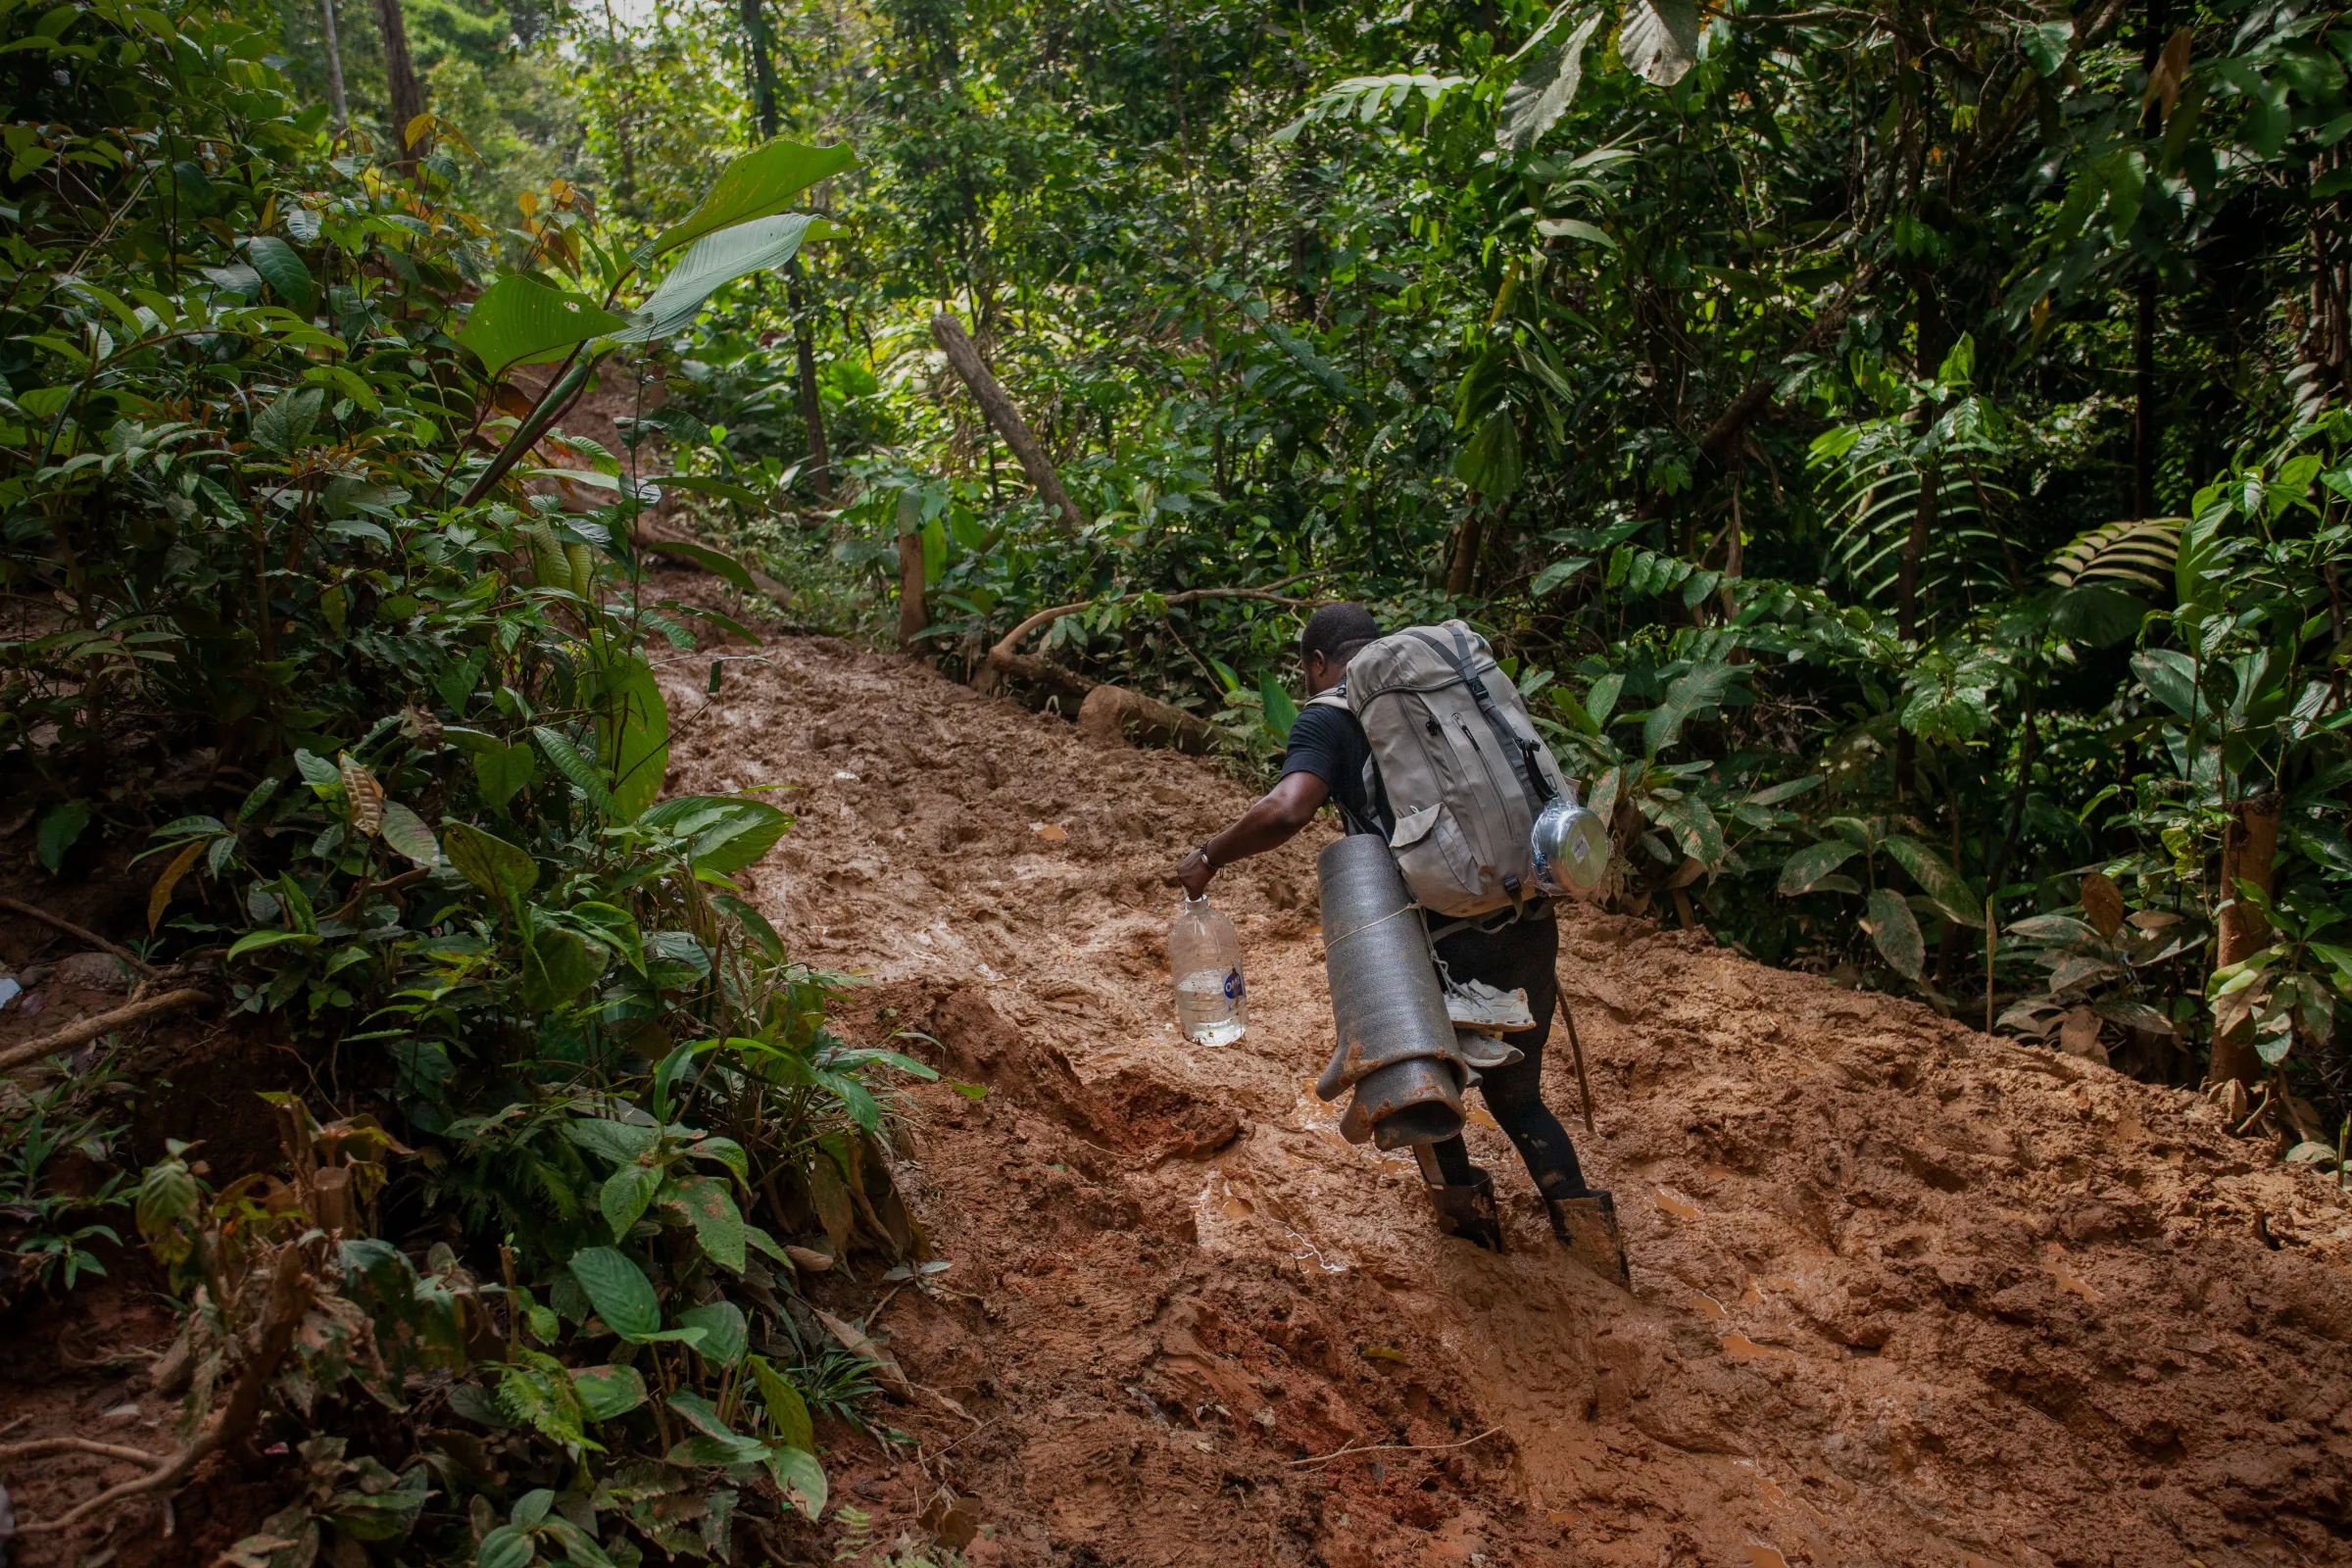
[2045,516,2182,590]
[1271,74,1472,143]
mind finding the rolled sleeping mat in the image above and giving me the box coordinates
[1314,833,1465,1149]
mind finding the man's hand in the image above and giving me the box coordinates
[1168,772,1332,899]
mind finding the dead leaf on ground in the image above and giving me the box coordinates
[784,1245,833,1272]
[2081,872,2126,939]
[2058,1004,2107,1063]
[814,1306,915,1397]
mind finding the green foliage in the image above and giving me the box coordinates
[588,0,2352,1135]
[0,1062,130,1299]
[0,0,927,1553]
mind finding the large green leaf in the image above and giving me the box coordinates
[675,1300,748,1366]
[618,215,827,342]
[443,821,539,901]
[458,276,630,380]
[1644,662,1740,755]
[532,725,616,814]
[566,1117,660,1164]
[1452,409,1522,498]
[600,1162,662,1241]
[1779,839,1860,895]
[1881,834,1983,927]
[522,925,610,1009]
[2131,649,2209,723]
[252,385,325,454]
[476,1525,534,1568]
[1619,0,1701,86]
[570,1363,648,1421]
[1257,670,1298,741]
[667,1173,747,1272]
[243,235,316,315]
[765,1445,827,1522]
[472,742,534,810]
[639,797,791,873]
[378,801,442,867]
[650,139,858,256]
[1498,6,1602,153]
[1863,887,1925,979]
[567,1247,661,1342]
[748,1354,814,1450]
[595,659,669,824]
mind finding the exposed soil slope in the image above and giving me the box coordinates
[652,593,2352,1568]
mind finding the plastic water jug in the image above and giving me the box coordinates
[1169,895,1247,1046]
[1531,783,1609,894]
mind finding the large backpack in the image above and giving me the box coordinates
[1308,620,1570,918]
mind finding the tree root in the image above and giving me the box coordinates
[0,1248,314,1540]
[0,896,159,978]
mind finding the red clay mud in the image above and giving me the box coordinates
[654,585,2351,1567]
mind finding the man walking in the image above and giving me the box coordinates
[1175,603,1613,1260]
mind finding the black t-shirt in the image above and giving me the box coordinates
[1280,700,1394,838]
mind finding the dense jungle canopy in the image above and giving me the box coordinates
[0,0,2349,1556]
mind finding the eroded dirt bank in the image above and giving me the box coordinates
[662,599,2352,1568]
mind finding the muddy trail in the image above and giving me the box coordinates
[638,584,2352,1568]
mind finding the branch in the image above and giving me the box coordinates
[986,576,1325,666]
[930,314,1088,536]
[4,1247,314,1537]
[1697,264,1878,468]
[0,987,210,1076]
[0,895,159,978]
[1289,1425,1505,1471]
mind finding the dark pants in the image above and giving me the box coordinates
[1426,914,1589,1199]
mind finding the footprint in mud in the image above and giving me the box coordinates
[1098,1067,1243,1161]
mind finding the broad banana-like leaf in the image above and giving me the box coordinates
[651,140,857,257]
[460,276,630,380]
[595,659,669,823]
[615,215,834,343]
[1498,8,1603,153]
[1619,0,1701,87]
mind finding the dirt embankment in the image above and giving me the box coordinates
[655,596,2352,1568]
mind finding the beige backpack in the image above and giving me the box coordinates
[1308,620,1569,918]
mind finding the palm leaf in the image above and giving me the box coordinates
[2045,516,2183,591]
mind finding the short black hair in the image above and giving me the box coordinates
[1299,601,1381,667]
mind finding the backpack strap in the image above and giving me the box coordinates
[1299,681,1381,838]
[1405,626,1557,818]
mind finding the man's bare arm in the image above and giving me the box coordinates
[1174,771,1331,896]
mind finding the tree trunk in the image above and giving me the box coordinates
[371,0,425,166]
[1446,510,1485,597]
[1893,265,1944,799]
[930,313,1085,535]
[898,530,926,650]
[320,0,349,126]
[2132,0,2163,517]
[2207,790,2282,1090]
[2133,274,2158,517]
[789,264,832,502]
[738,0,780,138]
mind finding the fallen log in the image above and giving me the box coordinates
[1077,684,1214,755]
[0,986,210,1076]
